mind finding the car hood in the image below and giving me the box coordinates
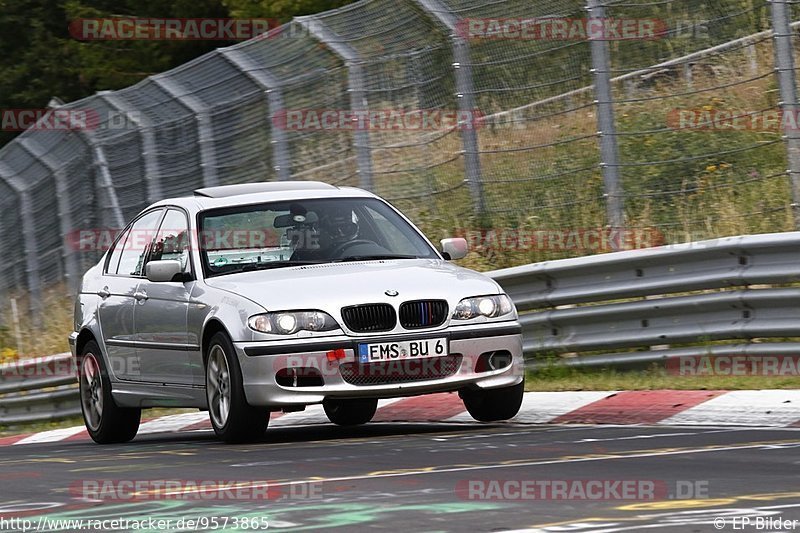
[203,259,501,311]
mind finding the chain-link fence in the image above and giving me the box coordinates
[2,0,800,322]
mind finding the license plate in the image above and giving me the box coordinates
[358,338,448,363]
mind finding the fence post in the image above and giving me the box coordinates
[18,139,80,295]
[587,0,625,235]
[98,92,163,203]
[91,143,126,229]
[296,17,374,191]
[69,103,126,230]
[220,48,292,181]
[0,162,42,327]
[151,73,220,188]
[413,0,486,213]
[769,0,800,229]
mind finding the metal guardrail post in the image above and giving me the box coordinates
[413,0,486,213]
[587,0,625,235]
[18,139,80,295]
[91,143,126,229]
[151,73,220,188]
[220,48,292,181]
[296,17,374,191]
[769,0,800,229]
[68,103,126,230]
[0,162,42,327]
[98,92,163,203]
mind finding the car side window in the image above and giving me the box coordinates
[115,209,165,276]
[147,209,190,271]
[105,227,130,275]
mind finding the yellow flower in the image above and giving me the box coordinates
[0,347,17,363]
[706,165,717,172]
[702,105,713,111]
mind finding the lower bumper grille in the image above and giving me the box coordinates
[339,354,463,386]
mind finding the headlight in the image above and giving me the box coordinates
[248,311,339,334]
[452,295,515,320]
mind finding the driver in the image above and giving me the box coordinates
[288,204,359,260]
[317,205,359,250]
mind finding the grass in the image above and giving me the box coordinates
[0,407,200,437]
[0,284,74,360]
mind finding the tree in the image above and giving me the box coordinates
[0,0,357,147]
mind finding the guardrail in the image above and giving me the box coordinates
[0,353,79,425]
[489,231,800,368]
[4,231,800,424]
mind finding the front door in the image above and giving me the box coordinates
[134,208,195,385]
[97,208,164,381]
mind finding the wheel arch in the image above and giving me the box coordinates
[76,328,99,359]
[201,319,233,366]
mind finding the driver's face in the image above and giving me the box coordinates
[320,209,358,245]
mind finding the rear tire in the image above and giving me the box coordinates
[79,340,141,444]
[323,398,378,426]
[206,332,269,443]
[461,380,524,422]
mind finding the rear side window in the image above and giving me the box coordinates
[112,209,165,276]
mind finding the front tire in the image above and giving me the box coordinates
[79,340,141,444]
[461,380,524,422]
[323,398,378,426]
[206,332,269,443]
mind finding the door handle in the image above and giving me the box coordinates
[133,291,148,302]
[97,287,110,299]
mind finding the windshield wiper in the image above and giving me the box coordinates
[237,260,324,272]
[332,254,418,262]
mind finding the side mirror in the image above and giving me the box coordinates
[440,237,468,260]
[145,260,183,282]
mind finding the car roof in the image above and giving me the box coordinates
[148,181,379,213]
[194,181,337,198]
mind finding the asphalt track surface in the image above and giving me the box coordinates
[1,422,800,532]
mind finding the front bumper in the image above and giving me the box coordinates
[236,322,524,406]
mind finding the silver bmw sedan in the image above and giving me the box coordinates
[69,181,524,443]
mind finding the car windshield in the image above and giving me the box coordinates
[198,197,439,277]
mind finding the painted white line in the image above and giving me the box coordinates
[661,390,800,427]
[268,397,406,427]
[136,411,209,435]
[447,391,616,424]
[240,439,800,488]
[13,425,86,445]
